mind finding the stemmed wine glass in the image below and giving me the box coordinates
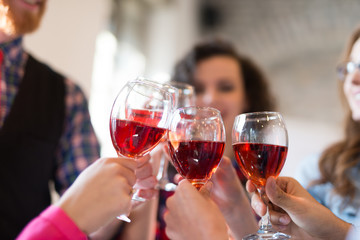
[232,111,290,240]
[109,77,174,221]
[167,106,225,190]
[156,81,196,191]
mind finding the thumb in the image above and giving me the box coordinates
[200,181,213,198]
[265,177,293,212]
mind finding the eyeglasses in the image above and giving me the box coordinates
[336,61,360,81]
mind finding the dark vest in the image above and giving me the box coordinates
[0,55,65,239]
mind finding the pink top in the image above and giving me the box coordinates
[16,205,87,240]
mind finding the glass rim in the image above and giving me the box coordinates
[124,77,174,99]
[174,106,222,121]
[235,111,282,117]
[234,111,284,122]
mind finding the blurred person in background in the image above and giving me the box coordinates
[296,25,360,225]
[0,0,101,238]
[164,22,360,240]
[118,38,276,239]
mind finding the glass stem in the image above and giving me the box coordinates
[258,187,273,233]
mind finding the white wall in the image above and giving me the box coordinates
[24,0,110,97]
[281,116,343,177]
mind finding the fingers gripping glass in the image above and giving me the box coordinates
[232,112,291,240]
[110,77,173,221]
[336,61,360,81]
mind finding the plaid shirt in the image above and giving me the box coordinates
[0,38,100,194]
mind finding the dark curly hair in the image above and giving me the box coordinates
[171,37,276,113]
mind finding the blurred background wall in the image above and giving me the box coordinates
[24,0,360,176]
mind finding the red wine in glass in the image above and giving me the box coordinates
[168,106,226,190]
[232,111,290,240]
[110,109,166,158]
[233,143,287,188]
[168,140,225,189]
[110,118,167,158]
[110,77,174,222]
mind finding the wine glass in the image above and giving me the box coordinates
[109,77,174,221]
[156,81,196,191]
[167,106,225,190]
[232,111,290,240]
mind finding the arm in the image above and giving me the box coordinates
[16,205,87,240]
[247,176,351,240]
[116,147,163,240]
[17,157,138,239]
[164,180,229,240]
[210,157,258,239]
[88,155,159,240]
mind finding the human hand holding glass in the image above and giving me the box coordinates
[109,77,173,221]
[232,111,290,240]
[167,106,225,190]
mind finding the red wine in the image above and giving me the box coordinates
[111,118,166,158]
[233,143,287,188]
[168,140,225,189]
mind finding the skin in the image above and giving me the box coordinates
[0,0,47,42]
[209,157,258,239]
[164,180,229,240]
[193,56,248,159]
[344,38,360,121]
[57,157,137,235]
[56,155,157,237]
[247,177,351,240]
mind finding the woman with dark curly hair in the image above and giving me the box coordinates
[172,37,276,172]
[297,26,360,224]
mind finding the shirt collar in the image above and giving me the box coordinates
[0,37,26,68]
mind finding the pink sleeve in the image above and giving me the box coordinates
[16,205,88,240]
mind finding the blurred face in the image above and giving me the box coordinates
[344,38,360,121]
[0,0,47,38]
[193,56,247,155]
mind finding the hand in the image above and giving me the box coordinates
[247,176,351,240]
[164,180,229,240]
[210,157,258,238]
[132,154,158,204]
[57,157,137,235]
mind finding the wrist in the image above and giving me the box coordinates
[222,204,257,238]
[333,220,351,240]
[57,197,89,235]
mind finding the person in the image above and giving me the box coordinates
[296,25,360,224]
[172,37,276,169]
[117,37,276,239]
[16,155,157,239]
[165,29,360,239]
[165,176,355,240]
[0,0,100,238]
[246,176,352,240]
